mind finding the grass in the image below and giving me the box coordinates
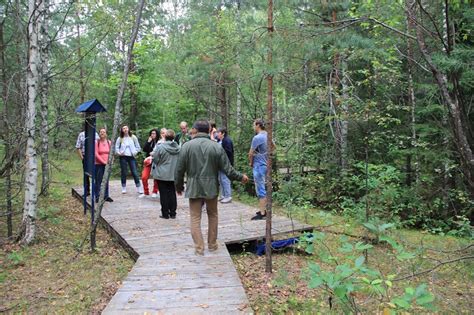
[0,156,134,313]
[231,194,474,313]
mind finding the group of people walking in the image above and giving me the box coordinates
[76,118,270,256]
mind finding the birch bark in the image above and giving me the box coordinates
[20,0,42,244]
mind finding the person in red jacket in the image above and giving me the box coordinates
[95,127,113,202]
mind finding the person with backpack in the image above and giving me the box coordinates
[115,125,143,194]
[151,129,181,219]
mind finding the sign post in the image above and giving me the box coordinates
[75,99,107,222]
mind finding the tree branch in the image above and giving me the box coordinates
[394,255,474,281]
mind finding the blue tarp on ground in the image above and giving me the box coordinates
[256,237,299,256]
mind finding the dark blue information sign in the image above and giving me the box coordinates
[75,99,107,220]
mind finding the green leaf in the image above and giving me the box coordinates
[309,276,323,288]
[405,287,415,296]
[361,277,371,284]
[362,222,377,233]
[380,223,395,231]
[305,243,314,254]
[396,251,416,261]
[336,263,353,278]
[415,283,428,297]
[371,279,383,285]
[392,298,411,309]
[355,242,373,251]
[308,262,320,273]
[355,255,365,268]
[416,294,435,305]
[339,242,354,253]
[334,285,347,299]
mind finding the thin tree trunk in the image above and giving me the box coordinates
[129,55,138,130]
[20,0,42,245]
[340,58,349,171]
[330,9,349,171]
[265,0,273,274]
[0,7,13,238]
[40,0,50,195]
[91,0,146,251]
[411,3,474,195]
[236,84,241,127]
[235,2,242,128]
[15,0,26,156]
[217,74,228,130]
[76,9,85,103]
[405,0,418,186]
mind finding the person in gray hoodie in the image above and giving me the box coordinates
[150,129,181,219]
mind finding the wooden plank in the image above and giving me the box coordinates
[104,287,249,310]
[103,304,251,315]
[72,181,312,313]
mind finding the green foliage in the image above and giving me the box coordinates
[300,229,437,312]
[38,206,63,225]
[391,284,436,311]
[7,251,25,266]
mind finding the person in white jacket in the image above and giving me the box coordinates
[115,125,143,194]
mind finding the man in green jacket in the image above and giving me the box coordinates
[175,120,249,256]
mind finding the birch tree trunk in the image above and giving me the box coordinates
[20,0,42,245]
[39,0,50,196]
[90,0,146,251]
[329,9,349,171]
[405,0,418,186]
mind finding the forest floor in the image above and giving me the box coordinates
[0,157,472,313]
[232,195,473,313]
[0,158,134,313]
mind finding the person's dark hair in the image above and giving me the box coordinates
[217,127,227,136]
[119,125,133,138]
[192,120,210,133]
[149,128,159,136]
[165,129,175,141]
[210,121,216,129]
[254,119,265,130]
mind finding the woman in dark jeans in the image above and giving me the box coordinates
[95,127,113,202]
[115,125,143,194]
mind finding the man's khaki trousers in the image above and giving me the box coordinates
[189,197,218,255]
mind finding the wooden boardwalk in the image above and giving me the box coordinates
[72,180,312,314]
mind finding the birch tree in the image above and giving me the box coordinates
[91,0,146,250]
[20,0,42,244]
[39,0,50,195]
